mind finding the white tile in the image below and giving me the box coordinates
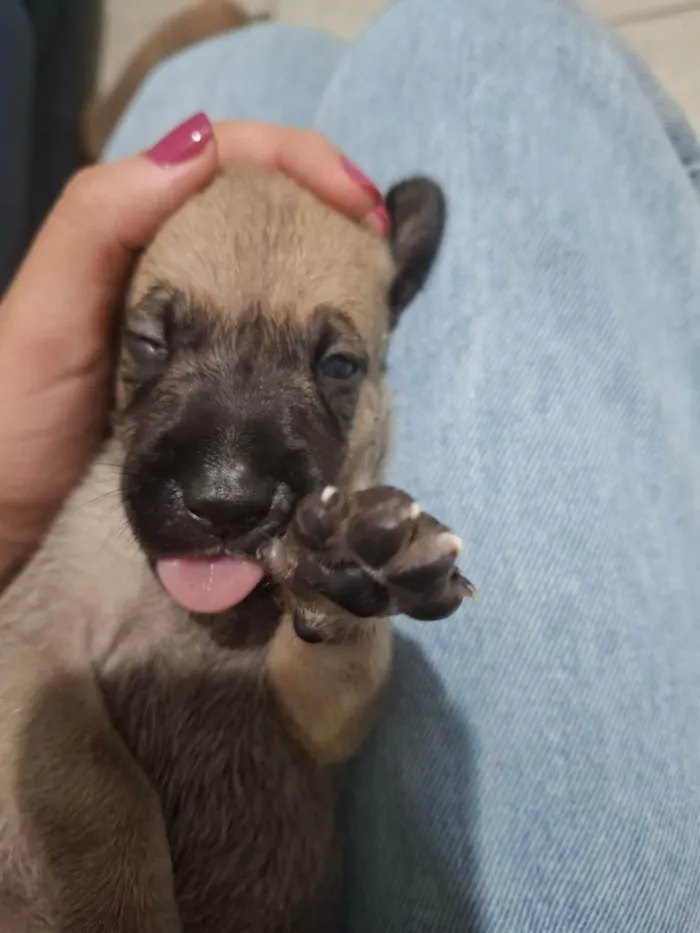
[620,9,700,134]
[276,0,389,40]
[586,0,697,24]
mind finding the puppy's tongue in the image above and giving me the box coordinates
[156,556,264,613]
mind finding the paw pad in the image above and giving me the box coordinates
[266,485,476,631]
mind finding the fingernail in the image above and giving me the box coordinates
[366,203,391,238]
[146,112,212,166]
[340,156,382,205]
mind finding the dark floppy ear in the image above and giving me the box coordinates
[385,177,446,325]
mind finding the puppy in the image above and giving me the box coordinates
[0,165,474,932]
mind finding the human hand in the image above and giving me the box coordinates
[0,113,390,583]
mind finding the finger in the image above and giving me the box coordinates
[0,113,217,387]
[213,122,391,235]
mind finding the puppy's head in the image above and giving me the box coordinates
[115,165,444,561]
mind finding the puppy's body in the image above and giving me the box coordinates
[0,454,347,932]
[0,166,466,932]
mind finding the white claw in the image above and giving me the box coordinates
[437,532,463,556]
[321,486,338,504]
[464,581,479,603]
[408,501,422,520]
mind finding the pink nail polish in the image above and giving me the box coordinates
[366,203,391,238]
[340,156,382,204]
[146,112,212,166]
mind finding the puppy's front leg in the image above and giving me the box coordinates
[16,669,180,933]
[264,487,475,764]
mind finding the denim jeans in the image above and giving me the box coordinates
[106,0,700,929]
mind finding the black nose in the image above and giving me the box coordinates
[183,463,278,538]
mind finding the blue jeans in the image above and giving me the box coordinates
[106,0,700,929]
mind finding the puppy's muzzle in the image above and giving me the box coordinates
[181,460,295,552]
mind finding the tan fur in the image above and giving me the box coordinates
[129,166,395,341]
[0,166,400,932]
[267,614,392,764]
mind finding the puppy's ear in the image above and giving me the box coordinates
[385,178,446,325]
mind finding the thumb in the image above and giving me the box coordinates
[0,112,216,386]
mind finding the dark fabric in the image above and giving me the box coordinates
[0,0,101,294]
[0,1,34,293]
[22,0,102,233]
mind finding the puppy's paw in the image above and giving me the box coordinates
[262,486,476,641]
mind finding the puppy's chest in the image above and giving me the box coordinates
[98,620,338,933]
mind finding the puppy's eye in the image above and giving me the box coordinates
[316,354,361,381]
[124,331,168,362]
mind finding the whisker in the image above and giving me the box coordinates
[74,490,122,514]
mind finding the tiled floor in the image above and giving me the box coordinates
[100,0,700,134]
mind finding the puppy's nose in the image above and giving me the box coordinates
[183,463,277,537]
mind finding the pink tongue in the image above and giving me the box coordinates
[156,556,264,613]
